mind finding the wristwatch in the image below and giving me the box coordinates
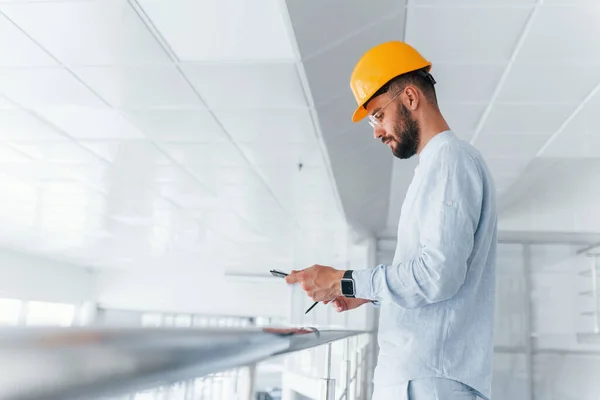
[340,270,356,298]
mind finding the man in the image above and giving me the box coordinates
[285,41,497,400]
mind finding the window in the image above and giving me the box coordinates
[0,298,21,326]
[25,301,75,327]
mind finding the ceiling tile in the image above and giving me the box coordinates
[302,16,403,106]
[161,142,248,167]
[315,94,362,138]
[0,95,16,109]
[498,62,600,103]
[238,141,324,168]
[286,0,402,58]
[519,6,600,62]
[543,0,597,3]
[181,62,306,109]
[475,133,550,159]
[125,109,227,142]
[1,0,170,66]
[540,134,600,158]
[414,0,534,4]
[0,143,34,163]
[481,103,575,134]
[138,0,295,62]
[0,110,64,140]
[406,6,531,63]
[0,161,81,182]
[73,65,202,108]
[325,125,380,162]
[215,108,316,143]
[9,141,98,163]
[37,107,145,139]
[0,13,57,67]
[0,67,105,108]
[439,102,486,133]
[485,157,531,181]
[186,165,266,195]
[78,140,171,165]
[433,63,505,104]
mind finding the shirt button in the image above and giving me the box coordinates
[446,201,454,206]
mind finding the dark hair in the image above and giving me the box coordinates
[366,68,438,108]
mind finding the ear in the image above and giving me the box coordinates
[404,86,420,111]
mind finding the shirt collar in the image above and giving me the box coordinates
[418,130,454,162]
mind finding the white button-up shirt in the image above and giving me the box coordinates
[353,130,497,399]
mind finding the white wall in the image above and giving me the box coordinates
[494,242,600,400]
[0,247,95,304]
[499,159,600,233]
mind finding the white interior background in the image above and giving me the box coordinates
[0,1,599,399]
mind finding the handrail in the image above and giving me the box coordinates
[0,327,366,400]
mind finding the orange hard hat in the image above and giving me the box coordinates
[350,41,432,123]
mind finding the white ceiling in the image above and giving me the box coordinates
[0,0,347,270]
[1,0,599,271]
[387,0,600,232]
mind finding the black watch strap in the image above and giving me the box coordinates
[341,270,356,298]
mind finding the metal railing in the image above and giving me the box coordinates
[0,326,369,400]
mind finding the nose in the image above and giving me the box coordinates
[373,126,386,140]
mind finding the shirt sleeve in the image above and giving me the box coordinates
[353,146,483,309]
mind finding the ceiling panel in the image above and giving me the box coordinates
[439,102,486,133]
[302,16,403,106]
[38,107,145,139]
[237,141,324,168]
[9,141,99,163]
[286,0,402,59]
[541,134,600,158]
[125,109,227,142]
[181,62,306,109]
[78,140,171,165]
[215,108,316,143]
[543,0,597,3]
[0,161,83,182]
[414,0,533,3]
[138,0,295,62]
[406,6,531,63]
[433,63,505,104]
[518,5,600,62]
[316,94,360,138]
[0,143,34,163]
[475,133,550,159]
[480,103,574,134]
[0,95,16,109]
[73,65,201,109]
[485,157,532,181]
[0,110,64,140]
[0,12,57,67]
[0,67,105,108]
[161,142,248,167]
[498,62,600,104]
[184,165,265,194]
[1,0,169,66]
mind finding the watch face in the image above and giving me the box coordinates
[341,279,355,296]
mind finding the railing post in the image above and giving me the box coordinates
[319,343,336,400]
[345,338,351,400]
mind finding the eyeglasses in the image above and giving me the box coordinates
[367,88,405,128]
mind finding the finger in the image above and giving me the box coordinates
[285,271,301,284]
[323,299,331,305]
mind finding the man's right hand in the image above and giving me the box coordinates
[325,297,371,312]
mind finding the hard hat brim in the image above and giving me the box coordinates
[351,105,368,123]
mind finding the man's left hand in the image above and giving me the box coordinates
[285,265,345,302]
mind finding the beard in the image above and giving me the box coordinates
[389,104,420,159]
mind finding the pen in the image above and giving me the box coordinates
[304,301,318,314]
